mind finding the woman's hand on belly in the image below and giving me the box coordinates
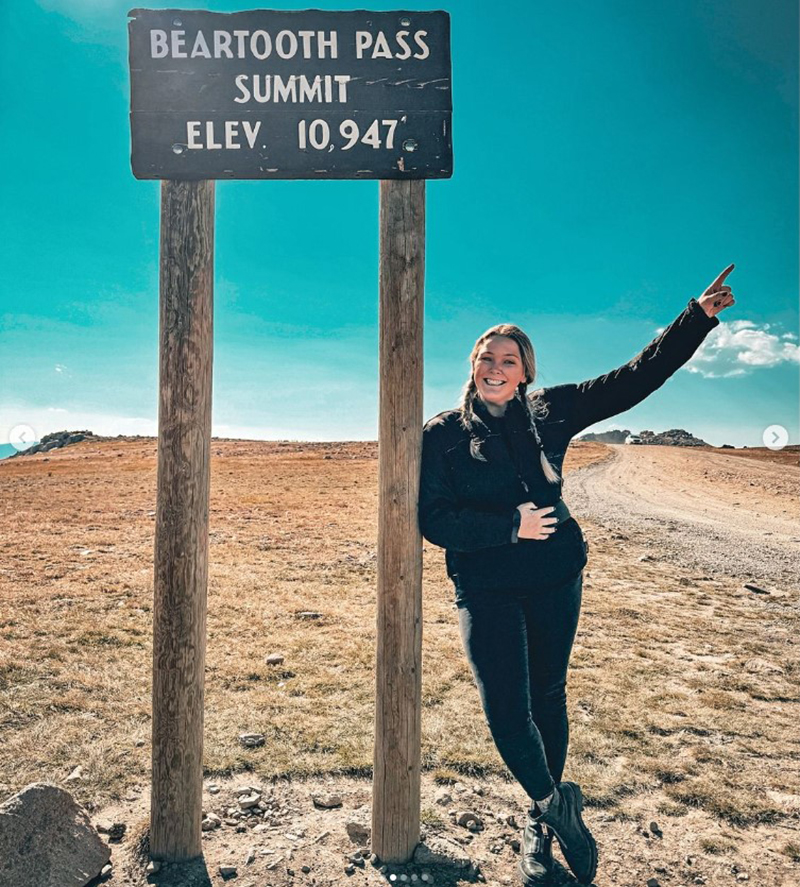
[516,502,558,540]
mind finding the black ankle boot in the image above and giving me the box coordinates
[533,781,598,885]
[518,812,554,885]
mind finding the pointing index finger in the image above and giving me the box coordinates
[707,263,735,292]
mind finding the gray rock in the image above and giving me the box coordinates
[413,836,472,868]
[313,792,343,809]
[239,732,265,747]
[265,653,285,665]
[434,787,453,806]
[345,819,371,844]
[456,810,483,831]
[0,782,111,887]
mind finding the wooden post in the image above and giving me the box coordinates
[372,179,426,863]
[151,179,215,861]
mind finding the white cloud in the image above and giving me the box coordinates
[684,320,800,379]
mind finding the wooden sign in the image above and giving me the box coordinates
[128,8,452,179]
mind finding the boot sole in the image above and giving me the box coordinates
[547,783,598,884]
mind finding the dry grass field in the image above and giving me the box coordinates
[0,437,797,887]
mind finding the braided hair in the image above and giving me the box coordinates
[458,324,561,485]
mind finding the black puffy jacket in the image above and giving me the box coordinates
[418,298,720,593]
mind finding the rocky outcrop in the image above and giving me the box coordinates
[578,428,710,447]
[10,430,101,457]
[578,429,631,444]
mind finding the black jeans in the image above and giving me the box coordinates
[455,571,583,801]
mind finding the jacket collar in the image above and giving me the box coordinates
[472,393,530,433]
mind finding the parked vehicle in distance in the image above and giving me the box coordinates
[625,435,643,445]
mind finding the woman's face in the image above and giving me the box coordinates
[473,335,527,406]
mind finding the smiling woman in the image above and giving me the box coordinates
[418,269,734,886]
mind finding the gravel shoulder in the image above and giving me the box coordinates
[565,445,800,595]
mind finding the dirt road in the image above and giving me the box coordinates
[565,445,800,594]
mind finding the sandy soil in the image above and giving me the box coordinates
[565,445,800,594]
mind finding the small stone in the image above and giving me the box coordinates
[238,792,262,810]
[100,863,112,877]
[239,732,265,747]
[509,838,521,853]
[265,653,285,665]
[108,822,126,841]
[345,818,370,843]
[744,583,769,595]
[146,860,160,874]
[505,814,519,829]
[208,784,221,794]
[65,766,84,782]
[302,864,311,873]
[434,788,453,806]
[219,863,238,877]
[370,854,380,866]
[244,846,256,865]
[456,810,483,831]
[649,820,663,838]
[647,879,660,887]
[345,863,356,875]
[312,792,343,809]
[736,875,749,882]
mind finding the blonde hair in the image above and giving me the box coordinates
[458,324,560,484]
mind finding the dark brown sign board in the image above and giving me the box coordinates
[128,7,452,180]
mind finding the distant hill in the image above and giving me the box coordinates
[0,443,26,461]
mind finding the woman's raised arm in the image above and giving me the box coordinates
[557,266,736,439]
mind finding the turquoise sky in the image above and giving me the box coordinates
[1,0,797,450]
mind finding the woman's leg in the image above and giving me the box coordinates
[457,592,555,802]
[521,571,583,785]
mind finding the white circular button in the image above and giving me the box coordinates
[9,424,37,451]
[762,424,789,450]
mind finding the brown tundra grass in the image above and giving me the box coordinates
[0,438,797,852]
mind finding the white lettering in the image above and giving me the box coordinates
[355,31,372,60]
[413,30,430,60]
[190,31,211,58]
[299,75,322,102]
[224,120,240,149]
[395,31,411,60]
[214,31,233,58]
[150,29,168,58]
[206,121,222,149]
[232,30,249,58]
[334,74,351,102]
[274,74,297,102]
[251,30,271,59]
[298,30,314,58]
[186,121,202,149]
[233,74,250,104]
[275,30,298,58]
[170,30,187,58]
[372,32,393,59]
[242,120,261,149]
[318,30,337,58]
